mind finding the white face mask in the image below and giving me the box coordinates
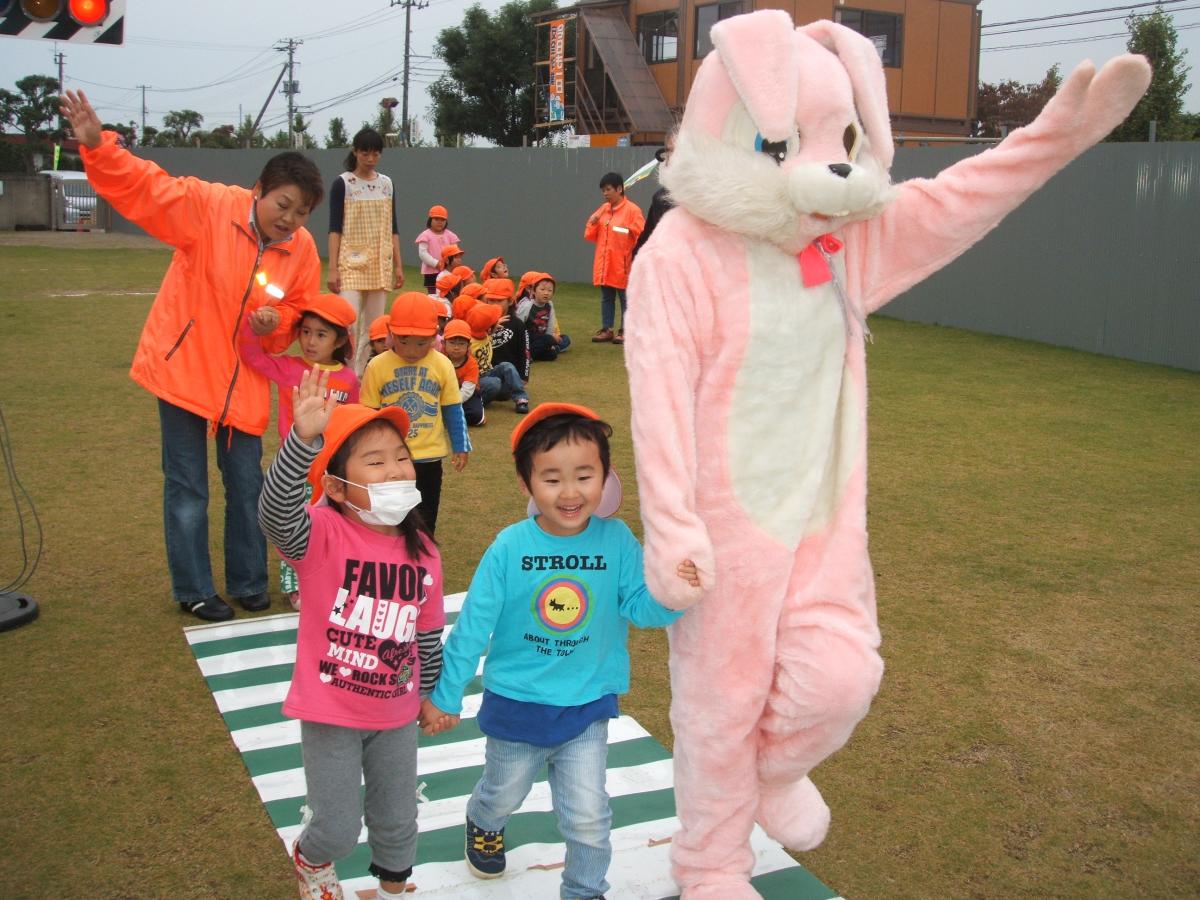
[332,476,422,526]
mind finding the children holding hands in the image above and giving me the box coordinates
[257,369,448,900]
[425,404,699,898]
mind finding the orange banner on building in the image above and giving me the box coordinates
[549,18,566,122]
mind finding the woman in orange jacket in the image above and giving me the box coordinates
[584,171,644,345]
[61,90,324,622]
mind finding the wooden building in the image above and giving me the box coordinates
[533,0,982,146]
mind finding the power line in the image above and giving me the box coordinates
[982,0,1189,28]
[982,19,1200,52]
[985,5,1200,37]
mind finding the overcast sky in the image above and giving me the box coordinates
[0,0,1195,145]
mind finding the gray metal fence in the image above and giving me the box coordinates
[117,142,1200,372]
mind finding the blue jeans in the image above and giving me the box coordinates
[467,719,612,899]
[600,285,626,331]
[479,362,528,406]
[531,332,571,361]
[158,399,266,604]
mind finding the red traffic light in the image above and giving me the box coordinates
[68,0,107,26]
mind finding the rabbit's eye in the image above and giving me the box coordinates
[755,134,788,165]
[843,123,862,162]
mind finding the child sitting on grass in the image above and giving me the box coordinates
[258,368,447,900]
[480,278,531,414]
[515,273,571,361]
[426,403,698,899]
[442,319,484,427]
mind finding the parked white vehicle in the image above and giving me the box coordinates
[40,170,98,225]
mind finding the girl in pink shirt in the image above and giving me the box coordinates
[241,293,361,610]
[258,369,448,900]
[414,202,460,291]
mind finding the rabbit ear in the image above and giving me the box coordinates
[798,19,894,169]
[710,10,800,142]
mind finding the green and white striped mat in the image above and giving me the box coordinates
[184,592,840,899]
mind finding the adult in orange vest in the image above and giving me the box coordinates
[584,172,644,346]
[61,90,324,622]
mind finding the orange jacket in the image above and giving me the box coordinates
[584,196,644,290]
[82,132,321,436]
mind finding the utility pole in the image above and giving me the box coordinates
[391,0,428,147]
[137,84,150,135]
[276,38,303,148]
[54,49,65,131]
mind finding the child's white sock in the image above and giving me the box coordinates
[376,884,407,899]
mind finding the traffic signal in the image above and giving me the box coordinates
[0,0,124,44]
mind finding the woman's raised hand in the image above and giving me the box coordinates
[58,90,103,150]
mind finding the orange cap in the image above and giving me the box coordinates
[480,257,504,280]
[465,303,502,339]
[460,282,485,300]
[534,272,556,286]
[482,278,515,301]
[443,319,472,342]
[451,294,479,320]
[389,291,439,336]
[301,293,357,328]
[452,265,475,283]
[439,243,464,263]
[510,403,601,453]
[428,204,448,219]
[368,314,390,342]
[435,270,462,296]
[308,404,411,502]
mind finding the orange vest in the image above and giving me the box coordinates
[82,133,321,436]
[584,196,645,290]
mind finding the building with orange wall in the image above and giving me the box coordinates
[533,0,981,146]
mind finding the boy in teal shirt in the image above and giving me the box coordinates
[427,403,699,899]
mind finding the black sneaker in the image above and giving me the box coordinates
[514,399,529,414]
[235,592,270,612]
[182,595,234,622]
[465,817,506,879]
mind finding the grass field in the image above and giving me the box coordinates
[0,235,1197,899]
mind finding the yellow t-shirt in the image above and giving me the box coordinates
[469,336,494,374]
[360,349,462,461]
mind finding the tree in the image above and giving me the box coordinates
[974,65,1061,138]
[102,120,137,147]
[236,114,265,148]
[429,0,556,147]
[162,109,203,145]
[326,116,349,148]
[0,74,62,172]
[292,112,318,149]
[1110,4,1192,141]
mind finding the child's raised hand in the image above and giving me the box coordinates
[249,305,280,335]
[676,559,701,588]
[292,367,334,445]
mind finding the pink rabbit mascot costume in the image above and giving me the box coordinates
[624,10,1149,898]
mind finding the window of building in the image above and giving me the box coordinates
[695,1,744,58]
[834,9,903,68]
[637,10,679,64]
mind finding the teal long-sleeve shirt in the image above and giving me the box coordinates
[431,515,682,715]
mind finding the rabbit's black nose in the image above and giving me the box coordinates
[828,163,852,178]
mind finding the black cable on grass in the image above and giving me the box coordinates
[0,405,42,595]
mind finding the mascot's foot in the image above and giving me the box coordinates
[680,878,762,900]
[754,777,831,851]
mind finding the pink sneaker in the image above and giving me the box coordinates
[293,841,344,900]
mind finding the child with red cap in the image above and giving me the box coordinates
[425,403,698,897]
[515,273,571,361]
[258,368,447,900]
[479,278,531,414]
[441,319,484,427]
[242,293,362,609]
[361,292,470,532]
[415,204,459,291]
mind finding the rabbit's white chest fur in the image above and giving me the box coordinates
[728,242,862,547]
